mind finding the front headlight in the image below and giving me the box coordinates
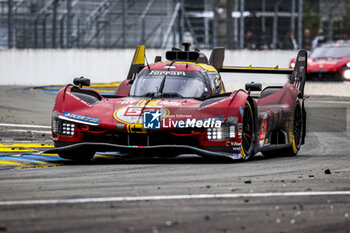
[346,62,350,68]
[61,122,75,136]
[207,125,236,141]
[343,70,350,80]
[206,117,237,141]
[290,62,295,68]
[51,111,76,136]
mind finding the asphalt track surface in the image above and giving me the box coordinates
[0,86,349,233]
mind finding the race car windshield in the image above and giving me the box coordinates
[310,46,350,58]
[130,70,207,98]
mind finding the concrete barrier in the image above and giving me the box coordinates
[0,49,296,86]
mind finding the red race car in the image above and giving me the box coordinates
[290,41,350,81]
[47,43,307,162]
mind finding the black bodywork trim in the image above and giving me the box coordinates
[206,92,232,99]
[259,86,283,99]
[302,101,307,145]
[45,142,241,159]
[101,95,125,98]
[71,86,102,101]
[199,96,227,108]
[289,50,308,97]
[247,97,260,155]
[259,143,293,152]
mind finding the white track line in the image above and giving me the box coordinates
[308,100,350,104]
[0,123,50,129]
[0,191,349,206]
[8,129,51,134]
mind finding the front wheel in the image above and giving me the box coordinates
[240,101,256,160]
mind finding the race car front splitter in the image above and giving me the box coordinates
[44,142,243,160]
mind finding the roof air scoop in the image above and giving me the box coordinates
[165,42,210,63]
[182,42,191,51]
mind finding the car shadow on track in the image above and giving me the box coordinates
[68,152,303,165]
[29,151,306,168]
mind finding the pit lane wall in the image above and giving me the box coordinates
[0,49,296,86]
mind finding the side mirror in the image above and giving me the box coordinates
[154,56,161,63]
[202,87,210,99]
[245,82,262,94]
[73,77,90,88]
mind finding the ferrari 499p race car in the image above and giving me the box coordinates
[290,41,350,81]
[47,43,307,162]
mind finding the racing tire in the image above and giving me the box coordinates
[241,101,256,160]
[58,150,95,162]
[262,99,304,157]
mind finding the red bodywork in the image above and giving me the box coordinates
[289,43,350,81]
[49,47,307,161]
[290,56,350,80]
[51,61,300,160]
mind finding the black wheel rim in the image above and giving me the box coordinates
[293,101,303,149]
[242,103,254,155]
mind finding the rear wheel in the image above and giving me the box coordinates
[241,101,256,160]
[262,99,303,157]
[289,99,304,155]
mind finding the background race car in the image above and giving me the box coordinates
[290,41,350,81]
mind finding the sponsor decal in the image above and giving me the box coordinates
[163,65,177,69]
[168,114,192,118]
[160,101,181,107]
[149,70,185,76]
[162,116,222,128]
[227,141,241,147]
[115,104,223,129]
[239,107,244,117]
[259,117,267,147]
[62,111,99,125]
[114,105,169,124]
[66,91,92,107]
[298,56,306,62]
[121,99,136,105]
[237,123,243,136]
[231,141,241,147]
[142,111,222,129]
[143,111,161,129]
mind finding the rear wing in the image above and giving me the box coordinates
[127,45,145,80]
[217,49,307,97]
[288,50,307,97]
[220,65,293,74]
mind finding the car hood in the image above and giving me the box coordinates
[307,57,349,71]
[56,90,234,132]
[111,97,223,124]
